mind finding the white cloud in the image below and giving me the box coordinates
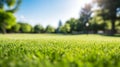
[20,15,26,19]
[15,14,27,22]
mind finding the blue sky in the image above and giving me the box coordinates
[15,0,91,27]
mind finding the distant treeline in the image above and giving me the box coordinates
[0,0,120,35]
[1,17,119,34]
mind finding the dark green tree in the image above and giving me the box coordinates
[0,0,22,13]
[116,20,120,33]
[34,24,44,33]
[56,20,62,33]
[60,23,71,34]
[66,18,78,33]
[45,25,55,33]
[89,16,106,33]
[11,23,21,33]
[0,0,22,33]
[19,23,32,33]
[80,4,92,23]
[0,10,16,33]
[93,0,120,35]
[79,4,92,33]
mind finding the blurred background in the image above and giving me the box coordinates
[0,0,120,36]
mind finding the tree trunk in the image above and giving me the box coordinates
[111,19,116,36]
[1,26,6,34]
[0,23,6,34]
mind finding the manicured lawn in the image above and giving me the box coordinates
[0,34,120,67]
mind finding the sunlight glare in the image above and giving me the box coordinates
[79,0,92,6]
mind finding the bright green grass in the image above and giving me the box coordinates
[0,34,120,67]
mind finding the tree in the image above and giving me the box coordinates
[34,24,44,33]
[19,23,32,33]
[93,0,120,35]
[78,4,92,33]
[66,18,78,33]
[116,20,120,33]
[89,16,107,33]
[56,20,63,33]
[11,23,21,33]
[45,25,55,33]
[0,0,22,13]
[60,23,71,34]
[80,4,92,24]
[76,21,84,32]
[0,0,22,33]
[0,10,16,33]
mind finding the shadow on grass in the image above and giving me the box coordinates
[102,34,120,37]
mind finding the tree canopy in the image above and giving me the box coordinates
[45,25,55,33]
[0,0,22,13]
[34,24,44,33]
[92,0,120,35]
[0,10,16,33]
[19,23,32,33]
[0,0,22,33]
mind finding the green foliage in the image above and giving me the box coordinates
[75,4,92,33]
[105,20,111,30]
[0,34,120,67]
[34,24,44,33]
[79,4,92,23]
[0,0,22,13]
[93,0,120,35]
[45,25,55,33]
[56,20,63,33]
[76,22,84,32]
[5,0,16,7]
[19,23,32,33]
[66,18,78,32]
[0,10,16,31]
[89,16,107,32]
[12,23,21,33]
[116,21,120,33]
[60,23,71,34]
[0,0,21,33]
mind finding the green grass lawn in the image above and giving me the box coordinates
[0,34,120,67]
